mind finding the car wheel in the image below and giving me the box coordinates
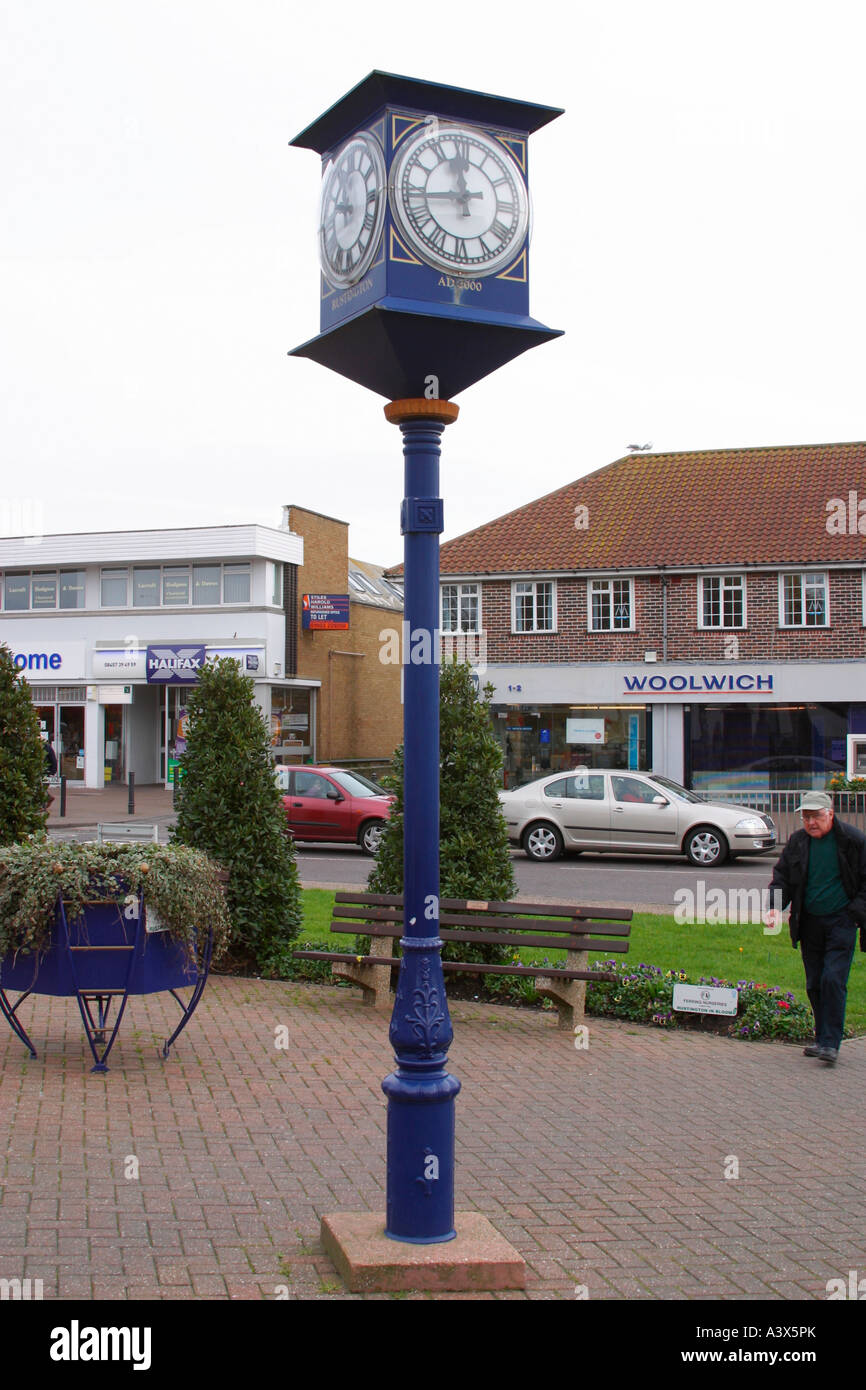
[523,822,564,862]
[359,820,385,855]
[684,826,728,867]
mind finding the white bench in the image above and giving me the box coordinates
[96,823,159,845]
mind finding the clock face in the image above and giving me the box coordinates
[390,123,530,276]
[319,133,387,288]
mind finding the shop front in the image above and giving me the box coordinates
[495,703,649,788]
[487,661,866,793]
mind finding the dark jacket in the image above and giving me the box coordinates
[769,818,866,952]
[44,741,58,776]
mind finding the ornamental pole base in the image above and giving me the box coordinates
[320,1212,526,1293]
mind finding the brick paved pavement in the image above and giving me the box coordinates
[0,975,864,1301]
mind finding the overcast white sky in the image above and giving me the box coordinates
[2,0,864,566]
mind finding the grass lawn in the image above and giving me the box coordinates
[297,889,866,1034]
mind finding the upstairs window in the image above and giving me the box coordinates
[780,572,828,627]
[441,582,480,633]
[699,574,745,628]
[512,581,555,633]
[589,578,632,631]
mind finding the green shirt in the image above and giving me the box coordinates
[804,829,850,917]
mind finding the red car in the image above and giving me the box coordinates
[281,766,394,853]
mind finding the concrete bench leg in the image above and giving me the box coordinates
[331,936,394,1009]
[533,950,588,1030]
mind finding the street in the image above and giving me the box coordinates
[293,842,781,913]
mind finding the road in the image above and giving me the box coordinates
[294,843,781,914]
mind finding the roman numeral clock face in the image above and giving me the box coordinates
[319,133,387,288]
[390,124,530,276]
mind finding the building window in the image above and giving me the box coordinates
[780,572,828,627]
[512,581,555,633]
[223,564,251,604]
[441,583,480,633]
[163,567,191,605]
[101,569,129,607]
[268,562,283,607]
[59,571,86,609]
[699,574,745,628]
[589,578,632,631]
[1,570,86,610]
[133,568,160,607]
[3,574,29,610]
[193,565,221,605]
[32,572,57,609]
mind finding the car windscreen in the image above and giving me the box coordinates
[327,770,387,798]
[646,774,702,804]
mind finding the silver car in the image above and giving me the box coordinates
[499,770,776,866]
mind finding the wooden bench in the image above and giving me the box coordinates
[96,823,159,845]
[294,891,632,1030]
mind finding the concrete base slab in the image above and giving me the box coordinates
[320,1212,526,1292]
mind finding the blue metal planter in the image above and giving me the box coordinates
[0,891,214,1072]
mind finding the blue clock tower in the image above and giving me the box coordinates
[290,71,562,1289]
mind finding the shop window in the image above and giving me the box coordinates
[32,572,58,609]
[441,583,480,633]
[60,571,86,609]
[163,567,190,605]
[3,573,30,610]
[101,569,129,607]
[699,574,745,628]
[589,578,632,631]
[780,572,828,627]
[133,568,160,607]
[223,564,251,604]
[512,581,555,633]
[193,565,221,605]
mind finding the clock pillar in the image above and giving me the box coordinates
[381,397,460,1243]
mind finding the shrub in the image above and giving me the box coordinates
[172,657,301,976]
[0,644,49,845]
[367,659,515,965]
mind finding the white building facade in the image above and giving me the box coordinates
[0,523,316,789]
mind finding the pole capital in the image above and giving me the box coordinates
[384,399,459,426]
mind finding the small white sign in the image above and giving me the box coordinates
[566,717,605,745]
[673,983,738,1016]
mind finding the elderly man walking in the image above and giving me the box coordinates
[764,791,866,1065]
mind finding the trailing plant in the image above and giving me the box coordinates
[0,839,231,969]
[171,656,302,976]
[0,644,49,845]
[827,773,866,794]
[367,659,515,966]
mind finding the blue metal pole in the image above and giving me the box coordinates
[382,398,460,1243]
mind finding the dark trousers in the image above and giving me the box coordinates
[799,909,858,1049]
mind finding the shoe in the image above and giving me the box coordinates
[803,1043,822,1057]
[817,1046,839,1065]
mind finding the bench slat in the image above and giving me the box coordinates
[333,890,632,924]
[332,912,630,936]
[328,923,630,952]
[294,950,616,983]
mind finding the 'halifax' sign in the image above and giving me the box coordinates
[145,646,206,685]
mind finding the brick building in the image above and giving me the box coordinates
[283,505,403,769]
[436,441,866,793]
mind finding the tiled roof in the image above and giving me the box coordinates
[436,441,866,574]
